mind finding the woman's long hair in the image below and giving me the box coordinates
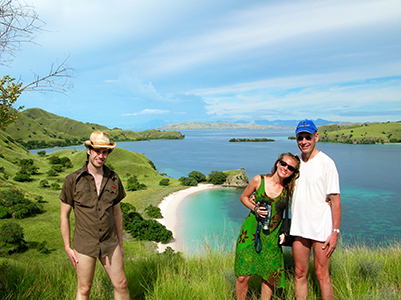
[268,152,300,197]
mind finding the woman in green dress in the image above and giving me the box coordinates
[235,152,300,300]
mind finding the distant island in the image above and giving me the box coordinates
[229,138,275,142]
[157,122,292,130]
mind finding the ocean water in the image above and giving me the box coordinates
[32,129,401,253]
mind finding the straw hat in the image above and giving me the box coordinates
[83,131,116,150]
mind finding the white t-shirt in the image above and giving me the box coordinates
[290,151,340,242]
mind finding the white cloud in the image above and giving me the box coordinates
[122,109,170,116]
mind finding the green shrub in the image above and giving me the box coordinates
[0,189,44,219]
[39,179,50,188]
[37,150,46,156]
[159,178,170,186]
[13,173,31,182]
[0,222,27,254]
[189,170,206,183]
[179,176,198,186]
[145,204,163,219]
[127,175,147,191]
[207,171,228,185]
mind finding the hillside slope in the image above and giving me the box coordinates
[318,121,401,144]
[5,108,184,149]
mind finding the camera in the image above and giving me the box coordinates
[257,200,272,230]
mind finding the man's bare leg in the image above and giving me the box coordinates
[100,245,130,300]
[312,241,333,300]
[75,251,97,300]
[293,238,312,300]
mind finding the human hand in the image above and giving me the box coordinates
[254,205,267,218]
[66,247,78,269]
[322,232,339,257]
[326,195,332,207]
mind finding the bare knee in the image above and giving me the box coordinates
[113,276,128,291]
[315,267,330,284]
[237,276,250,285]
[77,283,92,297]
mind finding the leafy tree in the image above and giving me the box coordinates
[179,176,198,186]
[0,222,27,254]
[0,189,43,218]
[37,150,46,156]
[13,173,31,182]
[207,171,228,185]
[188,170,206,183]
[126,175,147,191]
[159,178,170,186]
[0,0,74,130]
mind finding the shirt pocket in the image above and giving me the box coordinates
[74,182,96,208]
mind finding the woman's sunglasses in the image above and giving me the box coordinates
[279,160,296,172]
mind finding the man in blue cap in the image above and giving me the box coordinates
[290,120,342,300]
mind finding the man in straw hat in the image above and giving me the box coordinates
[60,131,130,299]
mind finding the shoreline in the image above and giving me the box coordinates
[156,184,223,253]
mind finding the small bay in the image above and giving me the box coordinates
[32,129,401,253]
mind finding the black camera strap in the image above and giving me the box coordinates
[255,222,262,253]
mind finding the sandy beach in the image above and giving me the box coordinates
[156,184,222,253]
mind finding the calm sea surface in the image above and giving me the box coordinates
[33,129,401,253]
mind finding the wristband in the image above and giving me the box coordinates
[332,229,340,233]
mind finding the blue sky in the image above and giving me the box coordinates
[5,0,401,130]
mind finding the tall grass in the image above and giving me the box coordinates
[1,240,401,299]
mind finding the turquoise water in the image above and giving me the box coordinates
[32,129,401,253]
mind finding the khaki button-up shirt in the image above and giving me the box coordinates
[59,163,126,257]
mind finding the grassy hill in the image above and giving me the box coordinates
[318,121,401,144]
[4,108,184,149]
[1,124,401,299]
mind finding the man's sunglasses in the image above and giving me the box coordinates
[279,160,296,172]
[296,135,313,141]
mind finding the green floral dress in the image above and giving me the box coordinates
[234,175,287,288]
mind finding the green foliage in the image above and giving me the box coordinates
[122,204,172,243]
[0,189,44,219]
[36,241,50,254]
[159,178,170,186]
[0,75,24,130]
[48,155,73,169]
[189,170,206,183]
[13,173,31,182]
[145,204,163,219]
[13,158,40,180]
[179,176,198,186]
[207,171,228,185]
[50,183,60,190]
[127,175,147,191]
[148,159,156,170]
[39,179,50,188]
[0,222,26,254]
[37,150,46,156]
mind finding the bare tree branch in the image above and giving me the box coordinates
[21,55,76,95]
[0,0,44,66]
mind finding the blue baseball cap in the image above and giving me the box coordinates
[295,119,317,134]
